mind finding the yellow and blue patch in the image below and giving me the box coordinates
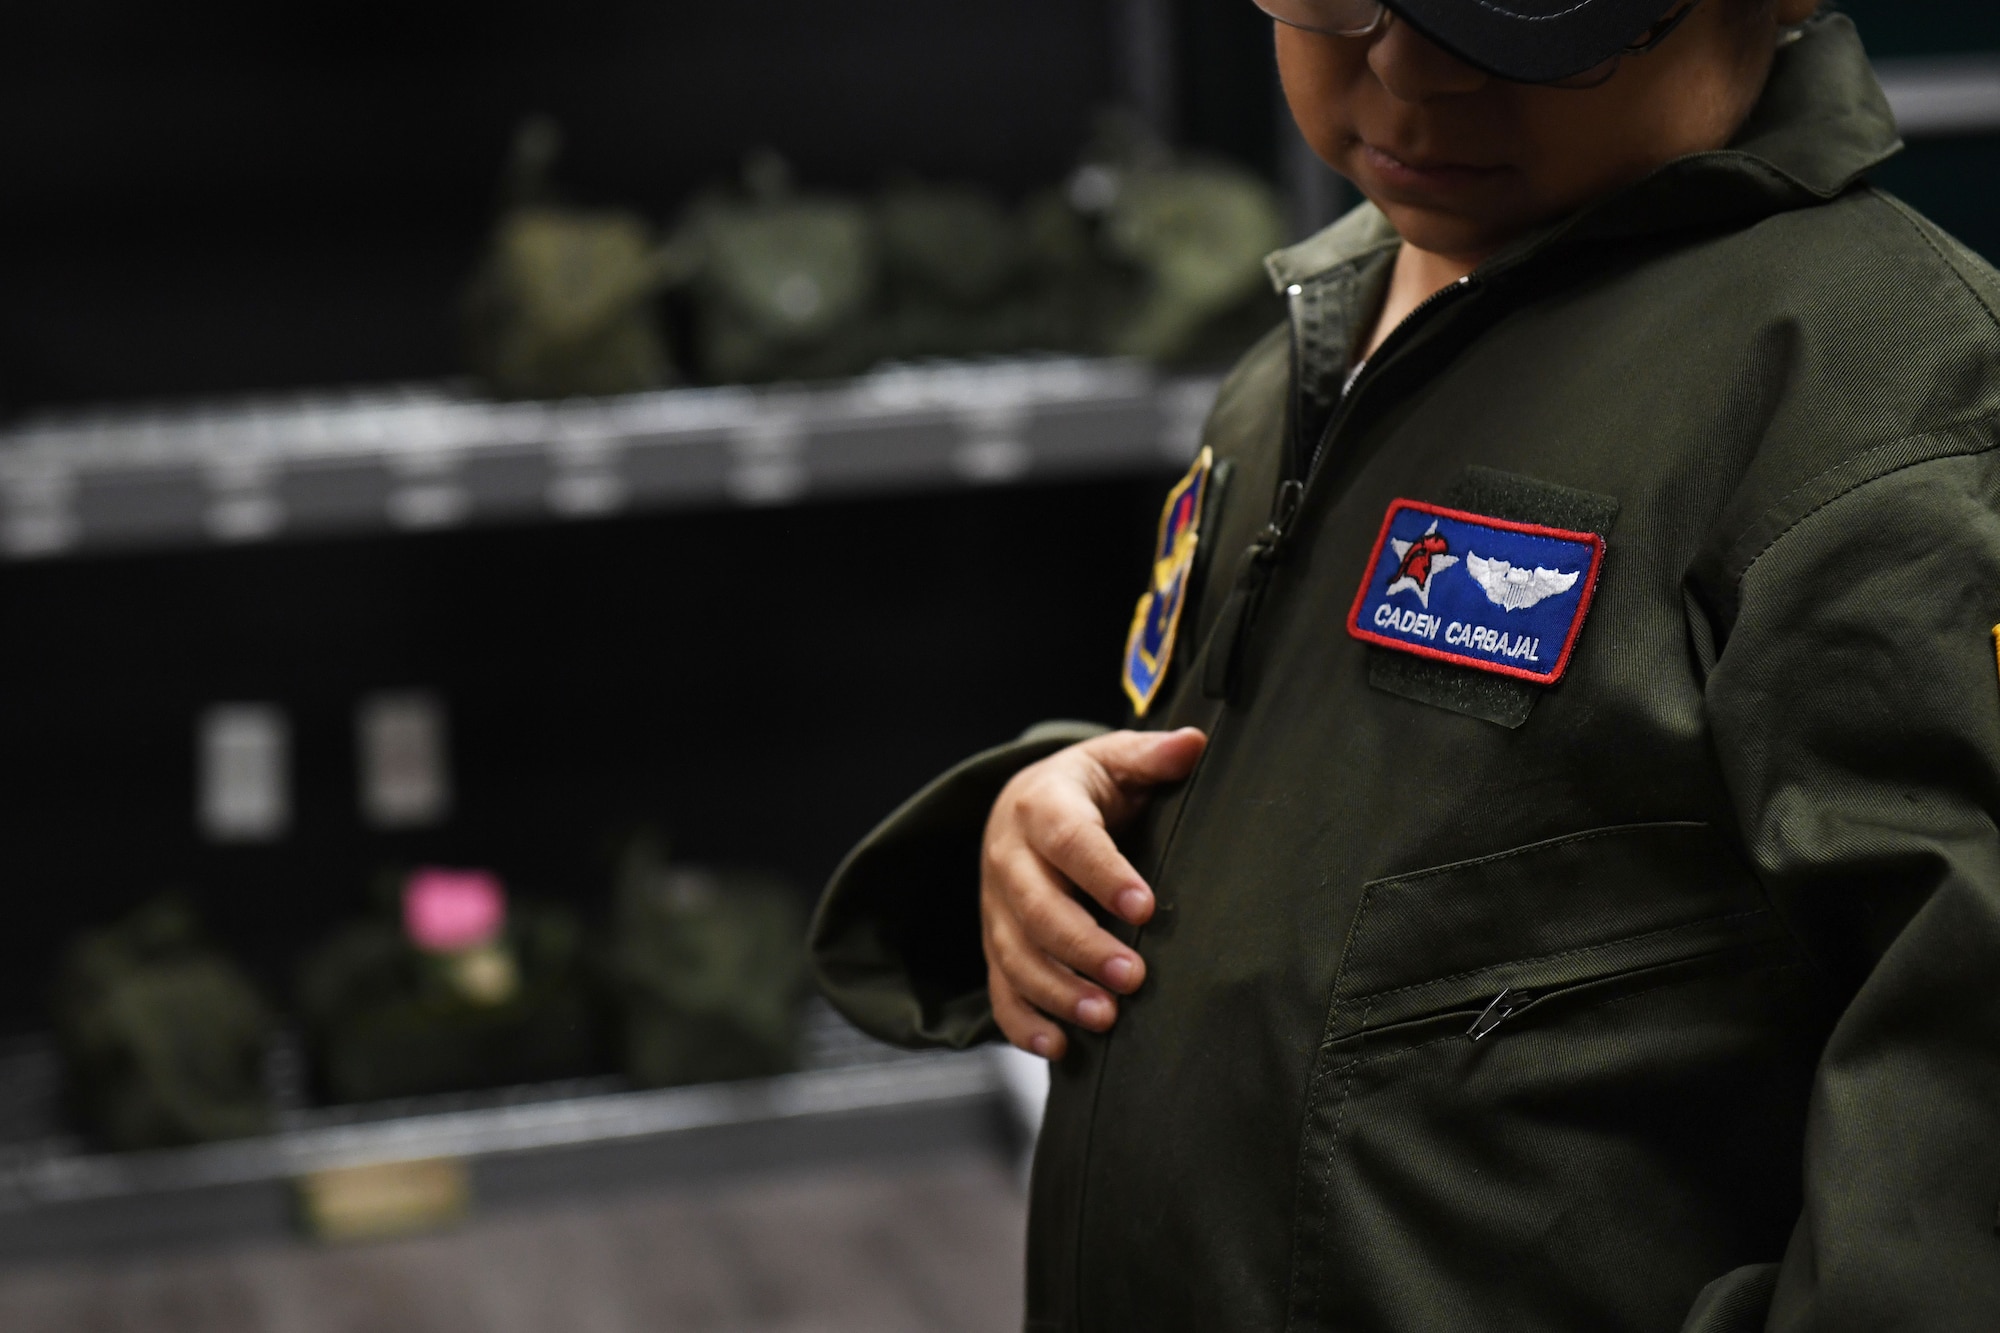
[1122,447,1213,716]
[1347,499,1604,687]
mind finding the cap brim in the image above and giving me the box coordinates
[1387,0,1678,85]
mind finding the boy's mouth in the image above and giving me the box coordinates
[1359,143,1509,192]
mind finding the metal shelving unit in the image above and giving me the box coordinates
[0,52,1990,570]
[0,359,1219,563]
[0,1003,1016,1261]
[0,359,1181,1255]
[1878,56,2000,137]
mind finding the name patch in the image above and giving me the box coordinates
[1347,499,1604,686]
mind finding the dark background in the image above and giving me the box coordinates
[1844,1,2000,263]
[2,2,1998,1032]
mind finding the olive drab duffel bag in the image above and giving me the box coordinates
[54,899,274,1151]
[295,869,602,1104]
[608,842,810,1089]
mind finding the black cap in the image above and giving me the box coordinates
[1387,0,1683,85]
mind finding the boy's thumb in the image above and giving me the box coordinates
[1094,727,1208,790]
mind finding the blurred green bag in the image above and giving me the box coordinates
[1015,187,1130,355]
[1099,161,1289,365]
[1056,113,1289,365]
[463,117,683,399]
[670,152,881,384]
[610,844,808,1088]
[297,892,601,1105]
[464,206,681,400]
[879,183,1024,309]
[875,183,1041,361]
[54,900,273,1151]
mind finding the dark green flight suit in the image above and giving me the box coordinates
[811,17,2000,1331]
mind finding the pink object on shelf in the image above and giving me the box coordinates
[403,868,507,954]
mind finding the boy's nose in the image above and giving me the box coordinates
[1368,16,1491,100]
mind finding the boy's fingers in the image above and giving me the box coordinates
[991,974,1067,1061]
[1026,811,1156,926]
[985,911,1120,1033]
[1004,854,1147,992]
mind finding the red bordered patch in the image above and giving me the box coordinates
[1347,498,1605,686]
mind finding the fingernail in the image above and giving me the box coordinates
[1116,889,1150,921]
[1030,1034,1052,1057]
[1103,955,1137,989]
[1077,997,1113,1028]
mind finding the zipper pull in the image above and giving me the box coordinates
[1200,480,1307,702]
[1262,478,1307,551]
[1467,987,1531,1041]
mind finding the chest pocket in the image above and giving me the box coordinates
[1285,822,1816,1332]
[1326,821,1785,1042]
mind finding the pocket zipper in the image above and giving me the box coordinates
[1467,987,1535,1041]
[1323,930,1795,1060]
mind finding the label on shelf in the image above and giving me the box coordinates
[196,704,291,843]
[358,691,452,830]
[294,1157,470,1243]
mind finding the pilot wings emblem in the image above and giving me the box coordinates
[1465,552,1579,612]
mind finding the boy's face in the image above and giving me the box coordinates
[1279,1,1813,262]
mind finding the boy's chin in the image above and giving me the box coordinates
[1372,199,1531,266]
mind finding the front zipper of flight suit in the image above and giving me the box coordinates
[1072,272,1491,1333]
[1202,274,1485,703]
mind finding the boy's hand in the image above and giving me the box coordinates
[981,727,1208,1060]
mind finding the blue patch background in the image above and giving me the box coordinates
[1350,504,1600,683]
[1123,562,1187,705]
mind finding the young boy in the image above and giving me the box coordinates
[813,4,2000,1329]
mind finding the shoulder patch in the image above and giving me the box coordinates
[1347,499,1604,687]
[1123,447,1214,716]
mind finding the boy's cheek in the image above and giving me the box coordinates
[1274,26,1369,151]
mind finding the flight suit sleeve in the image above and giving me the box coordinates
[808,720,1110,1049]
[1689,448,2000,1330]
